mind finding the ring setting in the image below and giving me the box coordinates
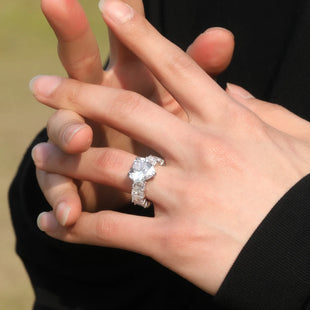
[128,155,165,208]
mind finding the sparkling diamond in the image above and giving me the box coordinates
[129,157,156,182]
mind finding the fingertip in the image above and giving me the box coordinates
[187,27,235,76]
[102,0,135,25]
[41,0,89,41]
[31,143,50,165]
[55,203,72,226]
[29,75,64,98]
[55,200,82,227]
[98,0,105,13]
[63,123,93,153]
[37,211,58,232]
[204,27,235,41]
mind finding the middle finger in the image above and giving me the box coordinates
[30,76,192,160]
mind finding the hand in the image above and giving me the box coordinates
[31,0,310,294]
[37,0,235,225]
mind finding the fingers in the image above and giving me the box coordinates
[36,168,82,226]
[153,27,235,116]
[99,0,145,68]
[37,210,156,255]
[47,110,93,154]
[32,144,134,192]
[187,27,235,77]
[32,143,169,206]
[101,0,230,120]
[41,0,103,83]
[226,83,310,141]
[30,76,190,158]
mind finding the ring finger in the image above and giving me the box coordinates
[32,143,170,208]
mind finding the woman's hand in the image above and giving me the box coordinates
[37,0,235,225]
[30,0,310,294]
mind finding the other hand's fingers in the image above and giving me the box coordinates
[99,0,145,68]
[187,27,235,77]
[47,109,93,154]
[41,0,103,83]
[101,0,230,120]
[36,168,82,226]
[154,27,235,115]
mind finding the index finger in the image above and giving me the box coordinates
[101,0,231,121]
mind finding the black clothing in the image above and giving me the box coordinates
[9,0,310,309]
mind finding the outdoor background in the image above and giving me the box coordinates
[0,1,109,308]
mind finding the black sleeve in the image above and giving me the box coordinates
[215,174,310,310]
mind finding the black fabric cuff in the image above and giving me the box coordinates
[215,174,310,309]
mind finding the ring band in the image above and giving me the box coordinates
[128,155,165,208]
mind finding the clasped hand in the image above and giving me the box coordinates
[31,0,310,295]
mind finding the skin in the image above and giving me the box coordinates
[30,0,310,295]
[37,0,235,226]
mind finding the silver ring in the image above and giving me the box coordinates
[128,155,165,208]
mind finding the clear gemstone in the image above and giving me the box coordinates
[129,157,156,182]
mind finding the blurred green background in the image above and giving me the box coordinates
[0,1,108,308]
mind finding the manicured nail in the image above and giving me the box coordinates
[37,212,58,232]
[29,75,63,97]
[63,123,87,144]
[102,0,134,24]
[31,143,49,164]
[98,0,105,12]
[226,83,254,99]
[56,203,71,226]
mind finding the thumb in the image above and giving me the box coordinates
[187,27,235,77]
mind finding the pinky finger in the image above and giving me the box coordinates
[36,168,82,226]
[37,209,157,257]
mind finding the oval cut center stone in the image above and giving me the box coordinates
[129,157,156,182]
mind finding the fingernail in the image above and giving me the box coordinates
[98,0,105,12]
[226,83,254,99]
[64,123,87,144]
[31,143,49,164]
[37,212,58,232]
[103,0,134,24]
[29,75,63,97]
[56,203,71,226]
[205,27,234,39]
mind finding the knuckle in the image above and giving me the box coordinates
[93,150,125,185]
[167,52,197,76]
[230,105,266,137]
[57,79,84,109]
[187,130,241,170]
[66,84,82,107]
[95,149,120,170]
[113,91,145,117]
